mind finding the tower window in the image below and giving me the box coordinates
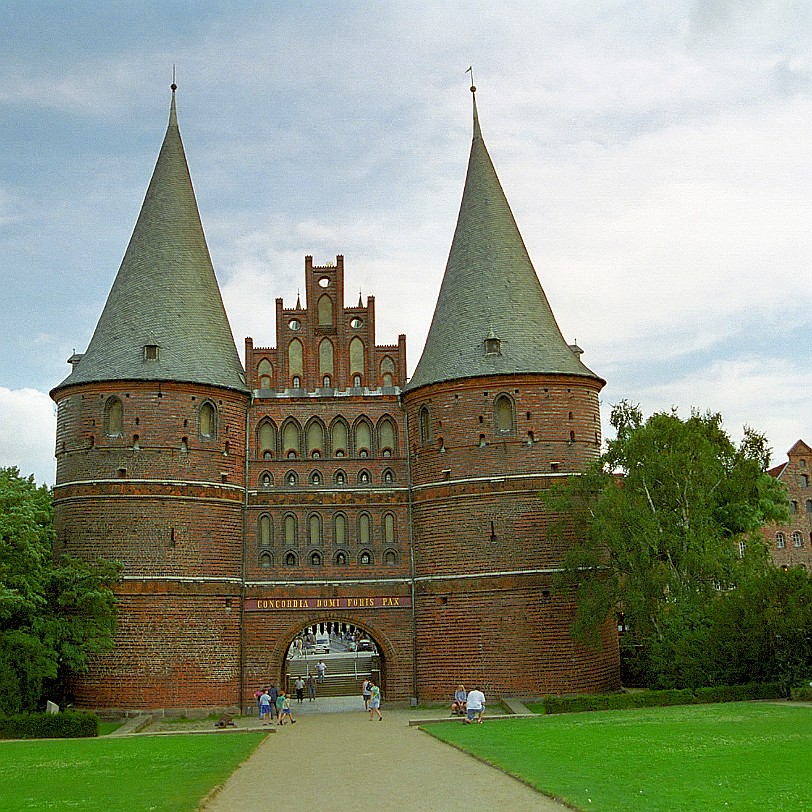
[776,532,785,549]
[484,331,501,355]
[494,395,515,435]
[144,343,159,361]
[104,396,124,438]
[199,402,216,439]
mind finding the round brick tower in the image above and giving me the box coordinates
[402,87,620,698]
[50,87,250,712]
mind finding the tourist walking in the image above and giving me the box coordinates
[316,660,327,684]
[464,686,485,724]
[307,674,316,701]
[295,676,305,703]
[362,678,372,710]
[269,684,279,721]
[276,691,296,725]
[368,680,382,721]
[258,689,273,723]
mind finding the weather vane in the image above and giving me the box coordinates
[466,66,476,93]
[171,64,177,92]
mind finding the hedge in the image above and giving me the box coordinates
[0,710,99,739]
[531,682,782,715]
[790,685,812,702]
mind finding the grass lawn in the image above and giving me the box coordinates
[0,731,267,811]
[424,702,812,811]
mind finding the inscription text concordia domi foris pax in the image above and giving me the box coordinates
[244,596,413,611]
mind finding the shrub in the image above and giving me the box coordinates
[693,683,782,704]
[0,710,98,739]
[790,685,812,702]
[535,683,781,715]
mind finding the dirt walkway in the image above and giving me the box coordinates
[200,701,566,811]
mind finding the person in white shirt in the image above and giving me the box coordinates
[464,687,486,724]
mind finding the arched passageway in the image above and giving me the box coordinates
[281,620,383,702]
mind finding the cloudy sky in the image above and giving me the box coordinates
[1,0,810,485]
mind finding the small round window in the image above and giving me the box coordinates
[350,318,363,328]
[318,277,330,288]
[288,319,301,331]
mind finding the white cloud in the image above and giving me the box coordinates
[0,388,56,486]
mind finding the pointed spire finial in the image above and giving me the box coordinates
[171,64,177,92]
[466,66,476,94]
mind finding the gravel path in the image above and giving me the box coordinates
[199,699,566,811]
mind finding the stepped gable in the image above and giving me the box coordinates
[52,87,247,395]
[405,86,602,392]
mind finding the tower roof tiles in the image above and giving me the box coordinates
[405,88,602,392]
[52,89,247,395]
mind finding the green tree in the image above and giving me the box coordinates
[0,467,120,712]
[545,403,789,687]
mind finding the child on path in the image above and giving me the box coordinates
[258,689,273,723]
[368,680,382,721]
[276,691,297,725]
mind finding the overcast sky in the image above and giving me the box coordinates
[1,0,810,485]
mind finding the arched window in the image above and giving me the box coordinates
[335,551,348,566]
[260,471,273,488]
[378,417,397,456]
[310,471,322,486]
[383,513,395,543]
[286,471,298,487]
[334,513,347,546]
[318,295,333,326]
[349,337,365,380]
[419,406,431,444]
[494,395,514,435]
[331,418,348,457]
[793,531,803,547]
[306,420,325,457]
[258,514,273,547]
[104,396,123,437]
[284,551,298,566]
[355,419,372,456]
[284,514,297,546]
[359,550,373,565]
[259,551,273,569]
[319,339,334,379]
[199,401,216,439]
[801,474,810,488]
[310,551,323,566]
[380,356,395,388]
[335,470,346,486]
[282,420,301,458]
[258,420,276,458]
[309,514,322,545]
[257,358,273,389]
[807,499,812,514]
[359,513,372,545]
[382,469,395,484]
[288,339,303,383]
[384,549,397,566]
[776,532,785,549]
[359,470,370,485]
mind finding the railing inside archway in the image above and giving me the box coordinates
[284,620,382,701]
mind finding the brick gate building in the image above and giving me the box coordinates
[50,84,620,712]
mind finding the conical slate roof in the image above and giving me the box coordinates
[405,89,601,392]
[53,89,247,395]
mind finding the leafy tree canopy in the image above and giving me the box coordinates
[0,467,121,713]
[545,403,789,675]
